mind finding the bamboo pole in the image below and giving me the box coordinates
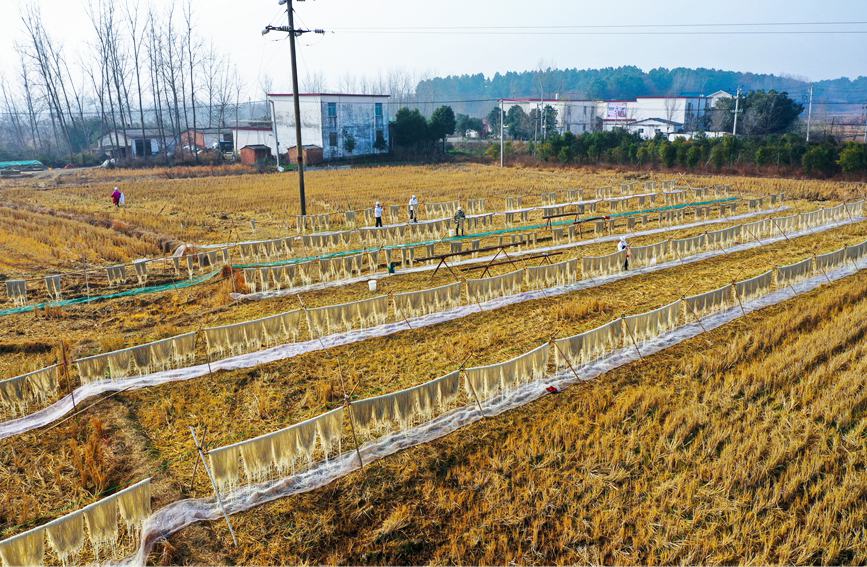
[189,425,238,546]
[621,316,643,359]
[549,337,582,383]
[189,425,208,493]
[732,282,748,317]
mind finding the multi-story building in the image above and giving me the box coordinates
[267,93,390,161]
[499,98,598,135]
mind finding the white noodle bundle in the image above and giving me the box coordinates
[0,365,59,418]
[464,344,549,401]
[776,258,813,286]
[734,270,774,301]
[465,269,525,304]
[623,300,682,344]
[203,310,303,358]
[814,247,846,272]
[74,332,197,383]
[0,527,44,567]
[671,234,706,257]
[82,496,118,560]
[582,250,626,278]
[524,259,578,289]
[133,260,148,285]
[45,512,86,565]
[554,318,625,370]
[106,265,127,286]
[45,274,62,300]
[393,282,463,320]
[845,239,867,262]
[305,295,389,338]
[630,240,669,268]
[684,284,732,319]
[5,279,27,305]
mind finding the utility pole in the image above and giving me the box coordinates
[269,99,282,170]
[805,84,813,143]
[499,99,504,167]
[731,87,741,136]
[262,1,324,217]
[863,104,867,143]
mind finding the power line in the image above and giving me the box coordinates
[331,20,867,31]
[331,30,867,36]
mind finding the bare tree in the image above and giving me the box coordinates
[126,0,149,160]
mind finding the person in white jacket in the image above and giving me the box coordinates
[374,202,384,227]
[408,195,419,222]
[618,236,630,270]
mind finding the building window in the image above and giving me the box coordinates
[329,131,338,147]
[327,102,337,129]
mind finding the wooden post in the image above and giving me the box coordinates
[461,369,487,417]
[189,425,208,493]
[550,338,582,383]
[814,254,833,284]
[59,341,76,410]
[770,216,791,242]
[345,399,365,471]
[83,260,91,298]
[621,316,643,360]
[189,425,238,546]
[732,282,748,317]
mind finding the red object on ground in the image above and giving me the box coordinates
[546,386,559,394]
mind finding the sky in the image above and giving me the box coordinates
[2,0,866,99]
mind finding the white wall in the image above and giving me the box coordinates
[267,94,390,160]
[501,100,597,135]
[234,129,276,156]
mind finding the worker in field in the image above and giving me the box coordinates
[408,194,418,222]
[111,186,121,207]
[618,236,631,270]
[374,202,384,227]
[454,205,466,236]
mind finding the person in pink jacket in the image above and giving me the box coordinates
[111,187,121,207]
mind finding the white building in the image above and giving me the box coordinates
[97,128,173,158]
[267,93,390,160]
[599,92,733,135]
[232,127,276,156]
[625,118,683,140]
[500,98,597,135]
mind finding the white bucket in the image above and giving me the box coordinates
[448,229,455,237]
[368,279,378,292]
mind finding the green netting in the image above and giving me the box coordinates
[0,270,220,317]
[237,197,737,269]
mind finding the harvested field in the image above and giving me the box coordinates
[0,164,865,566]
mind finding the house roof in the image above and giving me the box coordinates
[500,97,594,103]
[102,128,164,138]
[267,92,390,99]
[629,117,683,127]
[233,126,273,132]
[241,144,271,150]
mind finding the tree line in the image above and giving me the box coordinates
[520,130,867,178]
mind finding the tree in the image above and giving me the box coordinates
[455,113,484,136]
[838,142,867,173]
[801,144,837,177]
[486,106,501,136]
[343,130,356,154]
[429,105,456,151]
[506,105,530,139]
[713,90,804,135]
[391,107,429,148]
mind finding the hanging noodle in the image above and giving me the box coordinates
[465,269,525,304]
[734,270,774,301]
[684,284,732,319]
[623,300,683,344]
[464,344,549,402]
[777,258,814,286]
[554,319,624,370]
[392,282,463,320]
[524,259,578,289]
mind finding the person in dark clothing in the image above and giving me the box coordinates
[454,206,466,236]
[618,236,630,270]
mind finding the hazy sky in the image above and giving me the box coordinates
[2,0,866,98]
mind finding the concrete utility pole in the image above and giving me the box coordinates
[262,0,324,217]
[499,99,504,167]
[806,84,813,143]
[731,87,741,136]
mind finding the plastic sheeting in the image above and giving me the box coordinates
[208,408,344,491]
[734,270,774,301]
[464,344,549,401]
[75,332,197,383]
[0,365,59,418]
[554,319,624,370]
[392,282,463,320]
[582,250,626,278]
[203,310,303,358]
[623,299,682,344]
[465,269,525,304]
[524,258,578,289]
